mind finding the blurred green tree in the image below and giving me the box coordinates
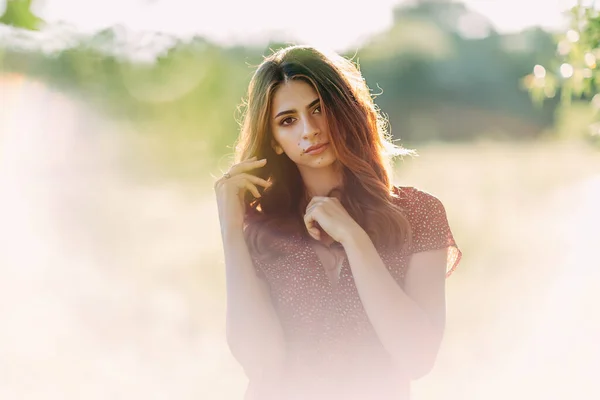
[0,0,43,30]
[355,0,558,143]
[0,0,570,170]
[524,1,600,142]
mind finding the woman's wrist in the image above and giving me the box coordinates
[220,222,245,241]
[339,224,369,248]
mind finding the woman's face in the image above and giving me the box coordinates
[270,79,337,170]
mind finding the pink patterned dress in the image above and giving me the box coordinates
[244,186,461,400]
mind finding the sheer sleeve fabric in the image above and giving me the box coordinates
[395,187,462,277]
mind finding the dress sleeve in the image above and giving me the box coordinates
[404,188,462,277]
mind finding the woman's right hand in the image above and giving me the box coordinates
[214,157,271,232]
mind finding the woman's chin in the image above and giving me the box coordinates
[300,154,337,169]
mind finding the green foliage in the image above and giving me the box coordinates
[0,0,43,30]
[355,2,558,142]
[524,1,600,144]
[0,0,574,173]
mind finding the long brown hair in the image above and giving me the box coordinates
[235,45,414,259]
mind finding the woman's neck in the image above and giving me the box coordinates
[299,162,344,197]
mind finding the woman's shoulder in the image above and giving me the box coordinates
[391,185,461,273]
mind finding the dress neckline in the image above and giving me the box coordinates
[305,236,347,291]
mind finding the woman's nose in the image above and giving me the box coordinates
[301,118,320,138]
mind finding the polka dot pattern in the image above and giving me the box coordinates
[244,186,461,399]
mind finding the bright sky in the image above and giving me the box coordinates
[10,0,580,51]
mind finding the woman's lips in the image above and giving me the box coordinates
[305,143,329,155]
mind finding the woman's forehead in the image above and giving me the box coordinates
[271,80,319,113]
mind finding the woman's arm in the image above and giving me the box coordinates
[221,227,287,385]
[341,229,448,380]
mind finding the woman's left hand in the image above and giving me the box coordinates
[304,196,364,245]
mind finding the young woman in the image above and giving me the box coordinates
[214,45,461,400]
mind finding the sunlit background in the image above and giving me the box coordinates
[1,0,599,399]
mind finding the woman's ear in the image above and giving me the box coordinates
[272,140,284,155]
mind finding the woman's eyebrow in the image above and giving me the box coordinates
[273,98,320,119]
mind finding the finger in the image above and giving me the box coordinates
[310,230,320,240]
[305,196,326,213]
[306,224,320,240]
[216,158,264,189]
[229,158,267,176]
[303,211,314,231]
[242,181,261,198]
[305,200,325,221]
[238,173,272,188]
[303,211,321,239]
[306,199,327,217]
[307,195,327,206]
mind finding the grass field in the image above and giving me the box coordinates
[1,75,599,399]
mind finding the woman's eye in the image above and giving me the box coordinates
[281,117,295,126]
[313,106,321,114]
